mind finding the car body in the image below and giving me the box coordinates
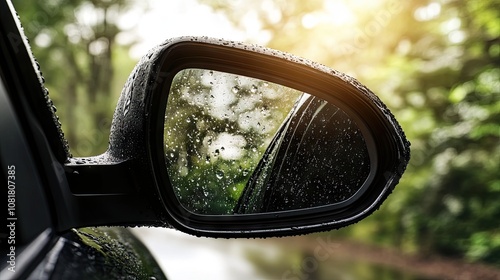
[0,1,166,279]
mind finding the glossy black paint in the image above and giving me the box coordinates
[29,228,166,280]
[0,1,167,278]
[236,95,373,213]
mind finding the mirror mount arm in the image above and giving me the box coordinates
[57,42,172,231]
[60,155,164,230]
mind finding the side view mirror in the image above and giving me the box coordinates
[63,37,410,237]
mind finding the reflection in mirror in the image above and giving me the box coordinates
[164,69,370,215]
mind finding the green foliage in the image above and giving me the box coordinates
[204,0,500,264]
[13,0,136,156]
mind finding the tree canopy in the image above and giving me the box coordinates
[13,0,138,156]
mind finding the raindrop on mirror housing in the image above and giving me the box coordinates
[63,36,410,238]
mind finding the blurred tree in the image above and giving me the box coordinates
[12,0,137,156]
[202,0,500,264]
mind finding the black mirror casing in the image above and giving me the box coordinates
[66,37,410,238]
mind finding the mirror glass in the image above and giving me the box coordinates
[164,69,371,215]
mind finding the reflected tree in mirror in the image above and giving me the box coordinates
[164,69,302,214]
[164,69,371,215]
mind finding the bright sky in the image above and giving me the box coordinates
[115,0,380,59]
[116,0,248,59]
[118,0,365,59]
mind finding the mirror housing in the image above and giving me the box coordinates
[66,37,410,238]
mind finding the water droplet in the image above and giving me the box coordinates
[250,85,258,93]
[231,86,240,93]
[216,170,224,179]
